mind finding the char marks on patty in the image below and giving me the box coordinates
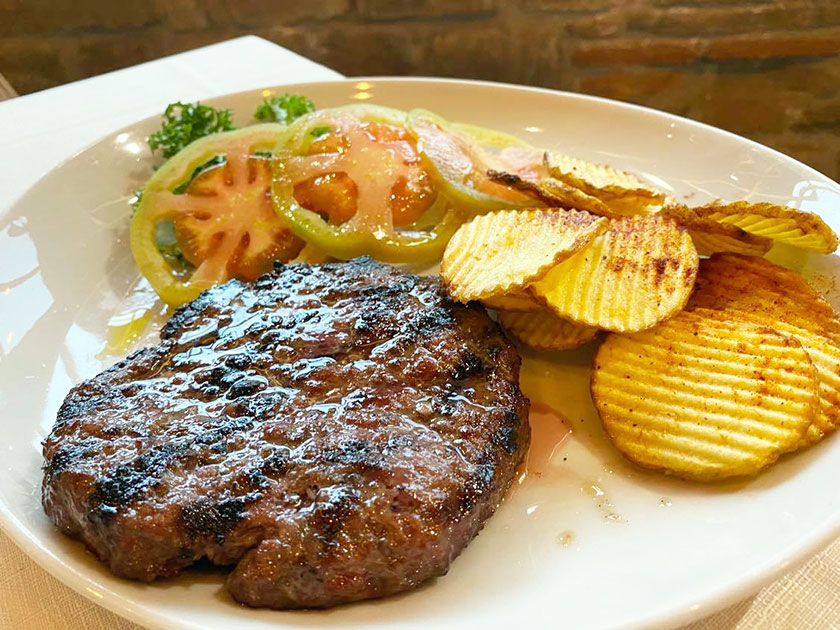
[42,257,529,609]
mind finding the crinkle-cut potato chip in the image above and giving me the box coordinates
[689,253,840,346]
[660,204,773,257]
[591,308,820,481]
[531,215,698,332]
[543,151,666,212]
[691,200,839,254]
[687,230,772,258]
[498,309,599,351]
[441,208,608,302]
[688,253,840,445]
[486,169,617,218]
[482,291,541,312]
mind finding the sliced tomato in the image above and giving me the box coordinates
[173,155,301,283]
[272,105,461,263]
[290,120,435,228]
[406,109,545,214]
[293,171,358,226]
[131,124,303,306]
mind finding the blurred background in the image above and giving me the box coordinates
[2,0,840,179]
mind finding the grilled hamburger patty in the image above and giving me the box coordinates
[42,257,530,608]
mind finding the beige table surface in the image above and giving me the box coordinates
[0,72,17,101]
[2,41,840,630]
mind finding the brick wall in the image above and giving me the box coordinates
[3,0,840,179]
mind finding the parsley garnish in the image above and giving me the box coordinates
[254,93,315,124]
[148,102,235,159]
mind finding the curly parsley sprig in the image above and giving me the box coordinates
[148,102,235,159]
[254,93,315,124]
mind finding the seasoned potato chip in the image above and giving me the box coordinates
[692,200,838,254]
[531,215,698,332]
[690,253,840,346]
[660,204,772,257]
[441,208,607,302]
[544,151,666,214]
[498,309,599,351]
[592,309,820,481]
[688,230,772,257]
[486,169,617,218]
[689,253,840,444]
[482,291,541,312]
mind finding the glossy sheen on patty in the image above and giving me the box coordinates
[42,257,530,609]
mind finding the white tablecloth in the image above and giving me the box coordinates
[1,34,837,630]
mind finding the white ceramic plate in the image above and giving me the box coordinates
[3,78,840,630]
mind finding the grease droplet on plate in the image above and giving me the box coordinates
[581,481,626,523]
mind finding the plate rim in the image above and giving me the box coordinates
[2,75,839,630]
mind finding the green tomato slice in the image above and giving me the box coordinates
[131,124,302,306]
[271,104,464,264]
[406,109,545,214]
